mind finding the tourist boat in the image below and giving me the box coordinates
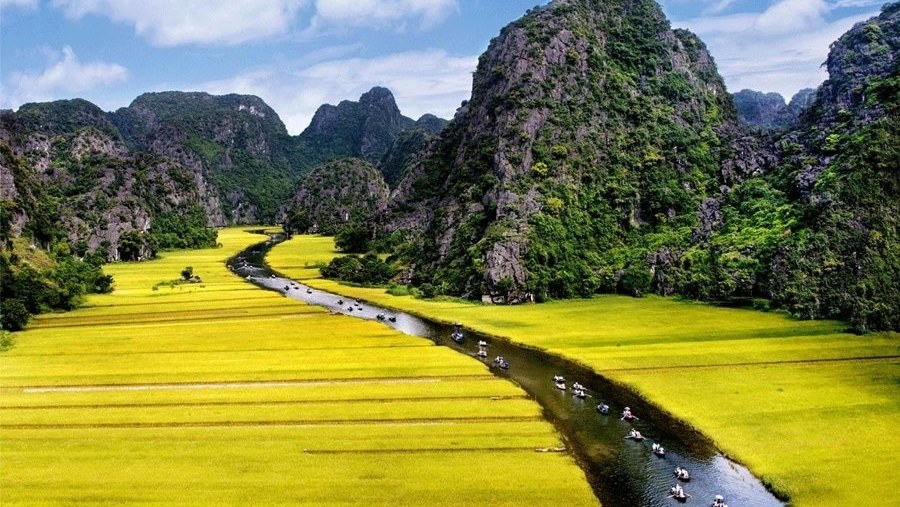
[477,340,488,347]
[670,485,688,502]
[476,349,488,358]
[571,382,584,391]
[388,316,397,322]
[555,381,567,390]
[573,388,587,399]
[493,356,509,369]
[596,402,610,414]
[621,407,637,421]
[337,299,344,305]
[674,467,690,481]
[553,375,565,383]
[451,330,464,343]
[306,288,312,294]
[626,429,644,441]
[652,443,666,456]
[376,313,386,320]
[712,494,727,507]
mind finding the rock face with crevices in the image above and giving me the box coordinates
[388,0,738,301]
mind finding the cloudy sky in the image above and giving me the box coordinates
[0,0,886,133]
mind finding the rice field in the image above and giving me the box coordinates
[269,235,900,507]
[0,228,598,506]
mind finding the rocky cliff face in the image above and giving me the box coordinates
[389,0,737,299]
[0,100,215,260]
[732,88,815,130]
[299,87,417,166]
[111,91,298,224]
[284,158,389,235]
[760,3,899,331]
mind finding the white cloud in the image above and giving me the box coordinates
[672,3,879,99]
[754,0,828,35]
[51,0,307,46]
[199,49,476,134]
[311,0,458,30]
[0,0,37,10]
[49,0,458,47]
[2,46,128,108]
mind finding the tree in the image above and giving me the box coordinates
[0,299,30,331]
[181,266,194,281]
[335,222,373,253]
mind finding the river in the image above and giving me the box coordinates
[229,237,784,507]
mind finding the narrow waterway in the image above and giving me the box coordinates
[230,238,784,507]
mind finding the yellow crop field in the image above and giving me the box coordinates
[269,235,900,507]
[0,228,597,506]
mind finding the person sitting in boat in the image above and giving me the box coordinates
[712,494,726,506]
[671,484,685,498]
[478,340,487,347]
[553,375,565,383]
[622,408,633,419]
[629,428,642,439]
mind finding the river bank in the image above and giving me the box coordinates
[267,234,900,506]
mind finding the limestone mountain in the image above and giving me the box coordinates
[283,158,389,236]
[732,88,815,130]
[760,3,900,331]
[1,100,217,261]
[388,0,737,300]
[110,91,300,224]
[386,0,898,331]
[300,87,414,166]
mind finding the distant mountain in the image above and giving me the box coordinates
[299,87,414,165]
[732,88,816,130]
[283,158,389,235]
[111,91,300,224]
[1,87,445,259]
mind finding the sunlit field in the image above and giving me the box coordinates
[269,235,900,506]
[0,228,597,506]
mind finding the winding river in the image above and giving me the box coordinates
[230,237,784,507]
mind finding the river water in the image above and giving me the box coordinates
[230,238,784,507]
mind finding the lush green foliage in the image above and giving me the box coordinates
[0,241,113,331]
[321,253,395,284]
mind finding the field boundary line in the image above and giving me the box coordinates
[14,375,492,392]
[0,395,527,410]
[0,415,544,429]
[602,354,900,372]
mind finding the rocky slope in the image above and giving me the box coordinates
[1,100,215,260]
[388,0,738,300]
[283,158,389,235]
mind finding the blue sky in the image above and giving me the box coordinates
[0,0,887,133]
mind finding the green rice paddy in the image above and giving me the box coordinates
[269,234,900,507]
[0,228,597,506]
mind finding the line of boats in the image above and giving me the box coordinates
[554,374,729,506]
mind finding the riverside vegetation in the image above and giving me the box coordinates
[269,234,900,507]
[0,228,597,506]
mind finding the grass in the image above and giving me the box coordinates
[0,228,597,506]
[269,235,900,507]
